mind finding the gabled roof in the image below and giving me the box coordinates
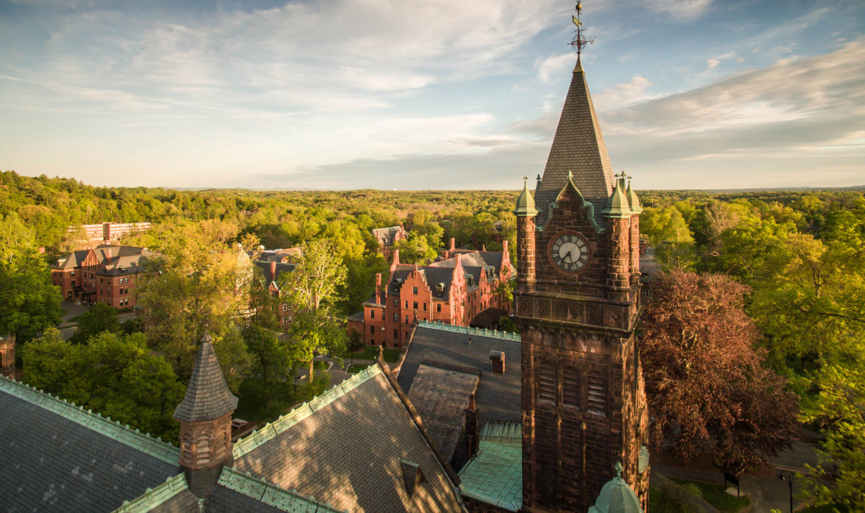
[407,364,480,464]
[535,59,615,227]
[112,474,198,513]
[173,335,238,423]
[372,226,406,246]
[0,376,181,513]
[398,322,522,437]
[254,261,297,287]
[232,365,462,512]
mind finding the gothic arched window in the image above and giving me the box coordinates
[562,367,580,408]
[587,371,607,416]
[538,363,556,405]
[215,429,227,460]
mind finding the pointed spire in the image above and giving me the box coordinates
[174,331,238,423]
[513,176,539,217]
[535,25,614,226]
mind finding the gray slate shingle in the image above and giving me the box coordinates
[0,393,180,513]
[174,338,238,423]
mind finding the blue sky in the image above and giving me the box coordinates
[1,0,863,190]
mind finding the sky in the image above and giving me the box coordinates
[1,0,863,191]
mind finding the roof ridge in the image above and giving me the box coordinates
[232,365,383,459]
[217,466,345,512]
[112,474,191,513]
[416,320,522,342]
[0,375,180,465]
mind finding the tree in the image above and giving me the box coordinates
[393,231,438,264]
[800,363,865,510]
[280,240,348,382]
[640,270,799,475]
[23,329,185,442]
[0,214,62,341]
[137,219,252,386]
[70,303,120,344]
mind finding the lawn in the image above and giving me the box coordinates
[66,314,86,323]
[671,478,752,513]
[349,346,400,363]
[346,363,371,374]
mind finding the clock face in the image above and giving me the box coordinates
[550,232,590,273]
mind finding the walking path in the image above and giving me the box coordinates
[652,441,822,513]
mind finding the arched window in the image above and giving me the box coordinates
[562,367,580,408]
[181,432,193,463]
[587,371,606,416]
[538,363,556,405]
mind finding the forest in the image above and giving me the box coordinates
[1,169,863,510]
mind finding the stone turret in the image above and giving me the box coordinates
[174,332,238,497]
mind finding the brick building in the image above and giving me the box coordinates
[68,222,151,247]
[52,245,153,308]
[372,225,406,261]
[253,259,297,328]
[347,241,512,349]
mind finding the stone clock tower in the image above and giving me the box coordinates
[513,17,650,511]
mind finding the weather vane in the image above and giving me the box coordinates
[569,1,594,55]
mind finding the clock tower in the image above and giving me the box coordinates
[513,5,650,511]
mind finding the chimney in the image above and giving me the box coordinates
[450,238,456,254]
[393,249,400,266]
[490,350,505,374]
[105,247,111,261]
[465,393,480,459]
[375,273,382,305]
[270,261,277,282]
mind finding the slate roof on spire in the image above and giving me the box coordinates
[174,333,238,423]
[535,57,615,227]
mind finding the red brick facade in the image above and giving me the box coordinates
[52,246,149,309]
[372,226,406,262]
[348,245,512,349]
[514,181,650,511]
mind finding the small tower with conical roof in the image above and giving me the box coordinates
[174,332,238,497]
[513,176,539,295]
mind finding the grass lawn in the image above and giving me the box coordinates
[350,346,400,363]
[60,307,70,318]
[671,479,751,513]
[800,504,850,513]
[66,314,86,323]
[313,360,329,370]
[346,364,370,374]
[650,485,697,513]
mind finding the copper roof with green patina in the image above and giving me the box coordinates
[457,422,522,512]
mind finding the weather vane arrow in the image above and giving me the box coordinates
[569,1,594,55]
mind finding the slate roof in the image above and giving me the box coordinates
[56,249,91,270]
[173,336,238,423]
[535,60,615,228]
[232,365,462,513]
[398,323,522,431]
[207,466,344,513]
[112,474,199,513]
[0,376,181,513]
[254,260,297,286]
[373,226,406,246]
[96,245,154,276]
[407,364,480,464]
[457,422,522,512]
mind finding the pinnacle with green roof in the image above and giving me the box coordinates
[513,176,539,217]
[174,331,238,423]
[602,174,632,219]
[626,177,643,215]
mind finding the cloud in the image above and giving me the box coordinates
[537,53,576,82]
[706,58,720,69]
[645,0,714,21]
[593,75,653,111]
